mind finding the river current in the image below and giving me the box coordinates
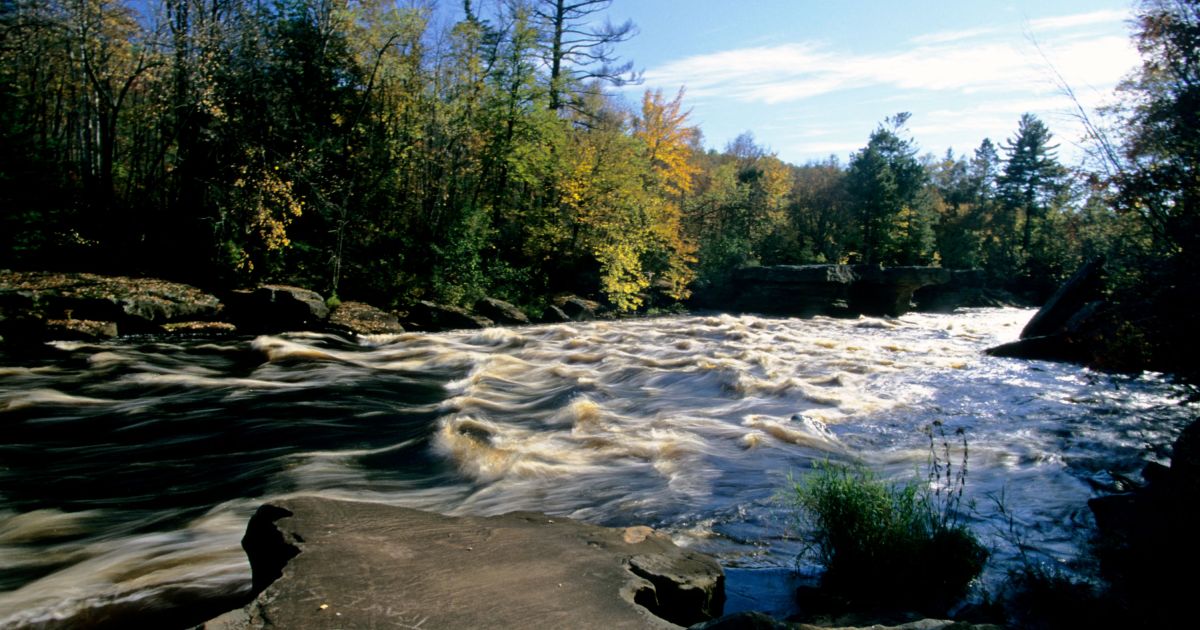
[0,308,1194,626]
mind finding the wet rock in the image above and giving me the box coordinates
[0,270,222,339]
[327,301,403,336]
[540,304,572,323]
[474,296,530,325]
[161,321,239,335]
[558,295,601,321]
[985,334,1088,363]
[204,496,724,629]
[224,285,329,332]
[44,318,119,340]
[404,300,493,331]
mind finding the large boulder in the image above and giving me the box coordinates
[404,300,493,331]
[224,285,329,333]
[327,301,403,336]
[557,295,601,321]
[205,497,724,629]
[983,257,1198,374]
[1020,257,1105,339]
[475,297,530,325]
[0,270,222,340]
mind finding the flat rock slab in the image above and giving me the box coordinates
[0,270,222,330]
[206,497,724,629]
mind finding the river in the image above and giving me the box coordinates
[0,308,1194,626]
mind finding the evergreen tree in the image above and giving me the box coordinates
[997,113,1067,271]
[845,113,933,265]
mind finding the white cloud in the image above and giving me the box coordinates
[640,13,1136,107]
[909,26,1001,46]
[1029,9,1129,32]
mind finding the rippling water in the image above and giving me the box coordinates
[0,308,1194,626]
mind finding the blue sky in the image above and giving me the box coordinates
[604,0,1139,165]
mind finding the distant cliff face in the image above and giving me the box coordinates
[694,264,951,318]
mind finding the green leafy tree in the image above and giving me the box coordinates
[1113,0,1200,261]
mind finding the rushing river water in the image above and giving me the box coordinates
[0,308,1194,627]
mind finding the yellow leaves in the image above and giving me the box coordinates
[230,151,304,257]
[594,241,650,311]
[635,88,700,196]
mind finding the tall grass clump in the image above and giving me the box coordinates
[790,422,988,612]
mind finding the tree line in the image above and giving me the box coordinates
[1,0,1194,314]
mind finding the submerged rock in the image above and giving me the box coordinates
[205,496,724,629]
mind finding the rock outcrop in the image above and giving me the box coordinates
[205,496,724,629]
[0,270,223,342]
[1087,418,1200,626]
[557,295,601,321]
[983,257,1194,374]
[721,265,950,318]
[912,269,1022,312]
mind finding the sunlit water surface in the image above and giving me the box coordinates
[0,308,1194,626]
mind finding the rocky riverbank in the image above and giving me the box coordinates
[0,270,574,344]
[2,267,1007,346]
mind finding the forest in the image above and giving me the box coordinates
[1,0,1195,316]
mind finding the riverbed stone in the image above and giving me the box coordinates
[559,295,601,321]
[224,285,329,332]
[205,496,725,629]
[404,300,494,331]
[474,296,531,325]
[327,300,404,336]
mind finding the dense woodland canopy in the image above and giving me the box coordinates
[1,0,1195,314]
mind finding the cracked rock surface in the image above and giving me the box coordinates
[204,496,724,629]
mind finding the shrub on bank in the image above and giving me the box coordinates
[789,424,987,613]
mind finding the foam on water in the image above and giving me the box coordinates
[0,308,1195,625]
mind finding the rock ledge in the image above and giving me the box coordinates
[205,497,724,629]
